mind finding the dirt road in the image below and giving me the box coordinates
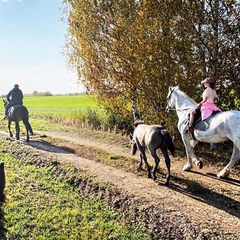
[1,129,240,239]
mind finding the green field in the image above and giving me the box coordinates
[0,94,109,136]
[23,95,101,109]
[24,95,102,116]
[0,95,106,127]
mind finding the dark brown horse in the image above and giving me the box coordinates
[3,100,33,142]
[130,123,175,185]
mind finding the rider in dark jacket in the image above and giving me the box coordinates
[3,84,23,119]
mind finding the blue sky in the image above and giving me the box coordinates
[0,0,84,95]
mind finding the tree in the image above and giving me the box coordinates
[176,0,240,110]
[63,0,240,130]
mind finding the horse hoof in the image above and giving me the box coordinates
[197,161,203,169]
[137,167,143,172]
[164,181,169,186]
[217,168,230,178]
[182,164,192,171]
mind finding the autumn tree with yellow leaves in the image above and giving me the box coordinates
[63,0,240,129]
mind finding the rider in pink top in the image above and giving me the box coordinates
[199,77,222,120]
[188,77,221,133]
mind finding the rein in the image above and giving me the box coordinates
[167,88,194,113]
[169,106,193,112]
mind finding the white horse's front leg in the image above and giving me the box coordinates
[217,168,230,178]
[190,139,204,169]
[181,134,202,171]
[181,134,193,171]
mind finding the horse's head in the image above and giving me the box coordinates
[166,86,178,111]
[167,86,198,113]
[129,134,138,155]
[130,121,144,155]
[3,99,8,108]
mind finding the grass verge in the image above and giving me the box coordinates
[0,138,153,240]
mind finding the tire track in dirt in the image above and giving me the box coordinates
[24,130,240,237]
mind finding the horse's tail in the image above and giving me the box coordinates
[160,129,175,157]
[21,107,33,135]
[24,120,33,135]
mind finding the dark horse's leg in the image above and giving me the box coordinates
[8,119,13,137]
[149,149,160,181]
[26,129,29,142]
[137,153,143,171]
[138,146,151,179]
[21,106,33,142]
[160,141,171,185]
[15,122,20,140]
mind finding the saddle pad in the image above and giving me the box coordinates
[194,111,220,131]
[194,120,209,131]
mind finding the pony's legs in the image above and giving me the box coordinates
[15,122,20,140]
[148,149,160,181]
[7,120,13,137]
[138,146,151,179]
[217,145,240,178]
[160,145,171,185]
[138,153,143,170]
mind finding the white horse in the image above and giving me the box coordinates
[167,86,240,178]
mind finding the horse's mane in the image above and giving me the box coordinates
[134,120,144,127]
[173,86,197,105]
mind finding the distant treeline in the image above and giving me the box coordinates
[0,90,86,98]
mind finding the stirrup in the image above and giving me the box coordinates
[188,126,194,133]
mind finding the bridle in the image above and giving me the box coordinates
[166,88,176,111]
[166,88,194,112]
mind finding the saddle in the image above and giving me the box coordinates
[193,110,221,131]
[182,108,220,134]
